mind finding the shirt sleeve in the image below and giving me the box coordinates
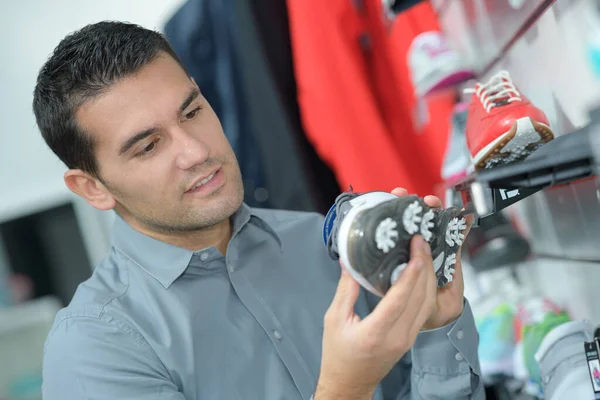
[42,316,185,400]
[408,299,485,399]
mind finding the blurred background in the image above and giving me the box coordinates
[2,0,600,399]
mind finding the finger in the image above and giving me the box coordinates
[330,263,361,319]
[406,252,438,339]
[390,246,432,337]
[364,235,430,330]
[390,235,437,335]
[391,187,409,197]
[424,195,443,209]
[461,214,475,238]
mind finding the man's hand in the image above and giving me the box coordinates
[390,187,474,330]
[315,235,437,399]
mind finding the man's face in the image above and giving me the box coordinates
[76,54,244,232]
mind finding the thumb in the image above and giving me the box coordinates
[410,234,432,267]
[331,264,361,317]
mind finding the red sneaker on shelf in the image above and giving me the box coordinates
[465,71,554,170]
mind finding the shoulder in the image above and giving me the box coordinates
[43,251,160,388]
[42,296,174,399]
[46,247,145,349]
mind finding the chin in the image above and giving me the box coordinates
[221,185,245,214]
[204,184,244,219]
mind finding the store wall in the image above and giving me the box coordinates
[0,3,187,396]
[0,0,186,225]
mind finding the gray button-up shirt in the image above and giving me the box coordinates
[42,204,483,399]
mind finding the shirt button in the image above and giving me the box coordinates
[455,353,464,361]
[456,330,464,340]
[273,330,282,340]
[228,264,235,273]
[200,252,209,262]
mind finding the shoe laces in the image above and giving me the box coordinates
[464,70,522,113]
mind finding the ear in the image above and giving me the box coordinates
[64,169,116,211]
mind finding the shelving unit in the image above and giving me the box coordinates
[434,0,600,397]
[435,0,600,268]
[453,113,600,218]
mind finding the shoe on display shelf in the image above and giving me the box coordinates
[475,301,518,382]
[408,31,475,98]
[469,267,531,384]
[464,70,554,171]
[535,320,596,400]
[441,101,471,185]
[463,211,531,272]
[517,307,572,396]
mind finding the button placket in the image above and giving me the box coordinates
[226,256,313,400]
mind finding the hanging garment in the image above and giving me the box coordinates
[381,0,426,19]
[286,0,455,196]
[243,0,342,211]
[386,2,458,185]
[231,0,341,213]
[165,0,340,213]
[164,0,270,208]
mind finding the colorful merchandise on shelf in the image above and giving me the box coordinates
[408,31,475,97]
[464,70,554,170]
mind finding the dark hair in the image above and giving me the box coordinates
[33,21,186,177]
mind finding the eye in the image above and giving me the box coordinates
[137,138,160,157]
[183,106,201,121]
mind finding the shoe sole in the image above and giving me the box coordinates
[472,117,555,171]
[337,194,467,297]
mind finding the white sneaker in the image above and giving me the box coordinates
[408,31,474,97]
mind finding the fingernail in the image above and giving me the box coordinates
[422,241,431,255]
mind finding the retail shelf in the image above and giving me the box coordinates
[452,111,600,218]
[433,0,554,75]
[0,296,61,337]
[0,297,61,400]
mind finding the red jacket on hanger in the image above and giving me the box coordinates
[286,0,455,196]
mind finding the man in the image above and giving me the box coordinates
[35,22,483,399]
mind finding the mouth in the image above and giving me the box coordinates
[186,168,220,193]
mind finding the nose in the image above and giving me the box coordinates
[173,128,209,170]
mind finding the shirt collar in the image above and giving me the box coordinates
[111,203,281,288]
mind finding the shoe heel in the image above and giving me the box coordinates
[432,209,468,286]
[475,117,555,170]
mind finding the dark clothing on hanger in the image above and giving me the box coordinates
[165,0,339,213]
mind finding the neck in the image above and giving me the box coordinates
[128,217,233,254]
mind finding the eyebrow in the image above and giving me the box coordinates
[119,127,158,156]
[179,87,201,114]
[118,88,201,156]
